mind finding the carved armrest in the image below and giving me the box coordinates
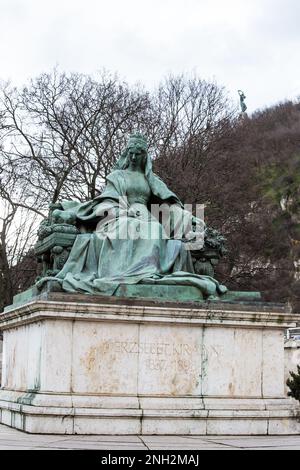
[191,227,227,277]
[35,228,78,277]
[35,203,79,278]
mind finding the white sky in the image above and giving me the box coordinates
[0,0,299,112]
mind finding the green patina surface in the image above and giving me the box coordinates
[35,232,78,255]
[115,284,204,302]
[9,134,262,308]
[8,283,261,311]
[116,284,261,302]
[33,134,231,302]
[11,287,39,306]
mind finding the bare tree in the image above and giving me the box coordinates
[153,74,236,197]
[0,165,41,310]
[0,70,155,203]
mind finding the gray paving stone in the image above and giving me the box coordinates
[0,446,38,450]
[247,446,300,450]
[205,436,300,448]
[146,444,236,450]
[41,444,145,450]
[62,435,143,443]
[141,436,209,443]
[0,424,299,450]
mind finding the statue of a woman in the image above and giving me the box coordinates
[238,90,247,113]
[43,134,227,299]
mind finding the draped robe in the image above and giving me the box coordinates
[49,157,227,299]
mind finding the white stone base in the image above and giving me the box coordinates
[0,392,299,435]
[0,294,299,435]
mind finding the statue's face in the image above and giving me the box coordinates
[127,143,147,170]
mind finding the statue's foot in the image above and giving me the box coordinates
[207,295,220,301]
[218,284,228,294]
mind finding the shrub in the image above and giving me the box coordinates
[287,365,300,402]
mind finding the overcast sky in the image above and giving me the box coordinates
[0,0,299,112]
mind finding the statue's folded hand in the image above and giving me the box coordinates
[127,203,148,219]
[128,207,138,217]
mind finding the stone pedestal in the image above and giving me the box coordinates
[0,294,299,435]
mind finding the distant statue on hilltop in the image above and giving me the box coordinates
[238,90,247,114]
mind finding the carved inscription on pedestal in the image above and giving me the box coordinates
[99,340,201,376]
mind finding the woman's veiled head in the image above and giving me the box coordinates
[116,134,149,172]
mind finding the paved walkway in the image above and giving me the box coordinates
[0,424,299,450]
